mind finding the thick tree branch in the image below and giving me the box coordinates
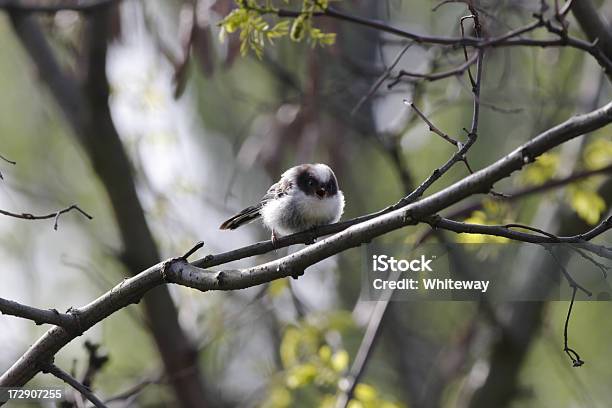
[1,101,611,392]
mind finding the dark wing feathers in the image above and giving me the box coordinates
[219,203,263,230]
[220,180,291,230]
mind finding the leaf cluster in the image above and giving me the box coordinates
[219,0,337,58]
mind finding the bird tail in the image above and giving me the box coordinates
[219,204,262,230]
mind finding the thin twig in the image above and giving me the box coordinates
[351,42,413,115]
[388,52,478,87]
[545,246,592,297]
[568,246,610,278]
[181,241,205,260]
[104,373,163,404]
[460,14,477,86]
[563,286,585,367]
[0,152,16,180]
[503,223,560,240]
[0,153,16,165]
[42,363,108,408]
[405,101,459,146]
[426,215,612,247]
[0,204,93,230]
[335,274,396,408]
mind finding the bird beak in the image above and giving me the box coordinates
[316,188,326,198]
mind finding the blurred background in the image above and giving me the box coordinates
[0,0,611,407]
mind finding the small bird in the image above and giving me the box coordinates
[220,163,345,241]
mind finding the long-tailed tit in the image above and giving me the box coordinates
[220,163,345,241]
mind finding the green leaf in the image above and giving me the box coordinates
[354,383,378,402]
[286,363,318,388]
[568,186,606,225]
[584,138,612,170]
[522,152,559,186]
[331,349,349,372]
[268,279,288,297]
[318,345,332,362]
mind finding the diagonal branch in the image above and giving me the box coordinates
[42,363,108,408]
[351,42,413,115]
[405,102,460,146]
[0,153,15,165]
[1,101,611,392]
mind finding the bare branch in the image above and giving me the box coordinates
[351,42,413,115]
[419,164,612,236]
[0,204,93,230]
[387,52,478,86]
[42,363,108,408]
[544,245,592,297]
[0,298,77,328]
[104,372,163,404]
[0,152,16,180]
[0,153,15,165]
[406,101,459,146]
[563,286,584,366]
[181,241,205,260]
[335,287,393,408]
[273,5,612,74]
[426,215,612,246]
